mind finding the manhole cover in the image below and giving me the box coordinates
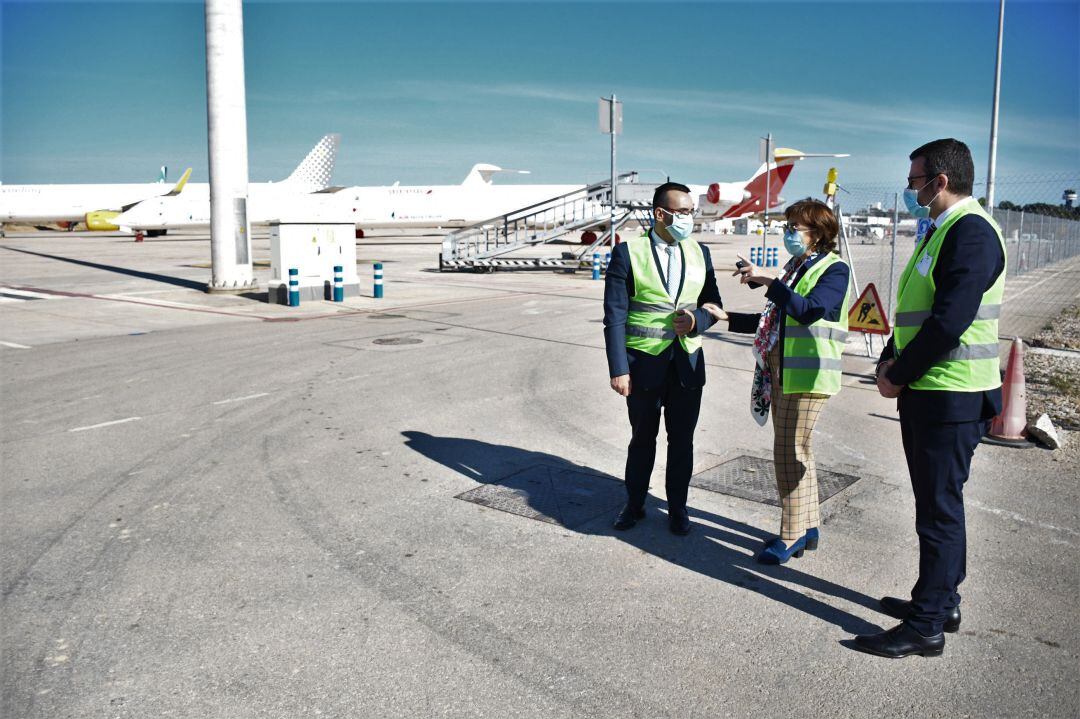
[367,313,405,319]
[373,337,422,346]
[457,465,624,529]
[690,454,860,506]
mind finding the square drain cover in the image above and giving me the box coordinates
[691,454,859,506]
[456,465,624,529]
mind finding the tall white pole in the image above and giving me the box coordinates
[762,132,771,254]
[205,0,255,292]
[986,0,1005,210]
[610,93,616,243]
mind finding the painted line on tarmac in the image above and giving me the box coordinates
[68,416,142,433]
[0,340,32,349]
[212,392,270,406]
[1006,263,1080,301]
[96,293,223,311]
[968,498,1080,538]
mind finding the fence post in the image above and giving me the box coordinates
[888,192,899,316]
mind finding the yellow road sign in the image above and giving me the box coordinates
[849,283,891,335]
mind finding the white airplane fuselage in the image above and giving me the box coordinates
[114,181,587,231]
[0,183,171,223]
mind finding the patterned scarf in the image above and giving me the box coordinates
[748,254,814,425]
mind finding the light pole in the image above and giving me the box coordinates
[205,0,255,292]
[986,0,1005,210]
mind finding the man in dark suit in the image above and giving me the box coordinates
[855,139,1006,658]
[603,182,723,535]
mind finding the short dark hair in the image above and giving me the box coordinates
[909,138,974,196]
[652,182,692,209]
[785,198,839,254]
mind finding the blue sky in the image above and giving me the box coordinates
[3,1,1078,205]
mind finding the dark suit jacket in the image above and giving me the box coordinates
[878,207,1006,422]
[603,237,723,390]
[726,253,851,380]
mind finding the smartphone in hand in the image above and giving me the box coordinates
[736,260,762,289]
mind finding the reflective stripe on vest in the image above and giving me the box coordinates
[894,200,1006,392]
[624,235,706,356]
[781,252,851,395]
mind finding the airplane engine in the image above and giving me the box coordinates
[85,211,121,231]
[707,183,750,206]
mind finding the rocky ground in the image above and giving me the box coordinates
[1024,304,1079,460]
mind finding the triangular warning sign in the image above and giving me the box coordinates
[848,282,891,335]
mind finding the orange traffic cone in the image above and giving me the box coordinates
[983,336,1031,447]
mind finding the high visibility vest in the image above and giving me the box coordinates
[624,234,706,356]
[894,200,1005,391]
[781,253,851,395]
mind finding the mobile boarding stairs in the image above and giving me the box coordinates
[438,174,659,272]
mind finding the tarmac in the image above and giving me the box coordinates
[1,230,1078,718]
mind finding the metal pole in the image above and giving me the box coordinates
[986,0,1005,209]
[762,132,771,255]
[610,94,616,245]
[205,0,255,293]
[888,192,899,315]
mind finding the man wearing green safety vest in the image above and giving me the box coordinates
[855,139,1006,659]
[603,182,723,536]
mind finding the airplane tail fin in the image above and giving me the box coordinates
[281,133,340,191]
[461,163,531,186]
[721,148,849,218]
[157,165,168,183]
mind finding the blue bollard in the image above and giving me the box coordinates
[592,253,600,280]
[604,252,611,272]
[373,262,384,298]
[333,265,343,302]
[766,247,775,268]
[288,268,299,307]
[749,247,756,266]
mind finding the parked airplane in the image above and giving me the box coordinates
[2,134,339,235]
[113,161,578,235]
[688,148,849,221]
[0,165,191,232]
[319,149,848,235]
[112,146,845,236]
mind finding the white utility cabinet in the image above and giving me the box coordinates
[268,221,359,304]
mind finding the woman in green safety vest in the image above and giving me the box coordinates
[703,199,851,565]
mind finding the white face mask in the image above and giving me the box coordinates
[658,208,694,241]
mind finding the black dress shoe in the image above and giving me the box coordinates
[613,504,645,530]
[880,596,961,633]
[854,623,945,658]
[668,508,691,536]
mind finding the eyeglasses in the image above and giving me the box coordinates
[658,207,694,221]
[906,174,940,189]
[783,222,807,234]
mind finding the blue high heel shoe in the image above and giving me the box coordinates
[757,534,807,565]
[804,527,819,551]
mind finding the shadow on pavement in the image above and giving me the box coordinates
[2,246,209,292]
[404,430,883,635]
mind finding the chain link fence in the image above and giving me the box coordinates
[832,173,1080,339]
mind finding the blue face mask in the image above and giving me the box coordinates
[903,179,939,218]
[783,228,808,257]
[659,208,694,241]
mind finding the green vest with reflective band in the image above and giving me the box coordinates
[781,253,851,395]
[625,234,706,356]
[894,200,1005,391]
